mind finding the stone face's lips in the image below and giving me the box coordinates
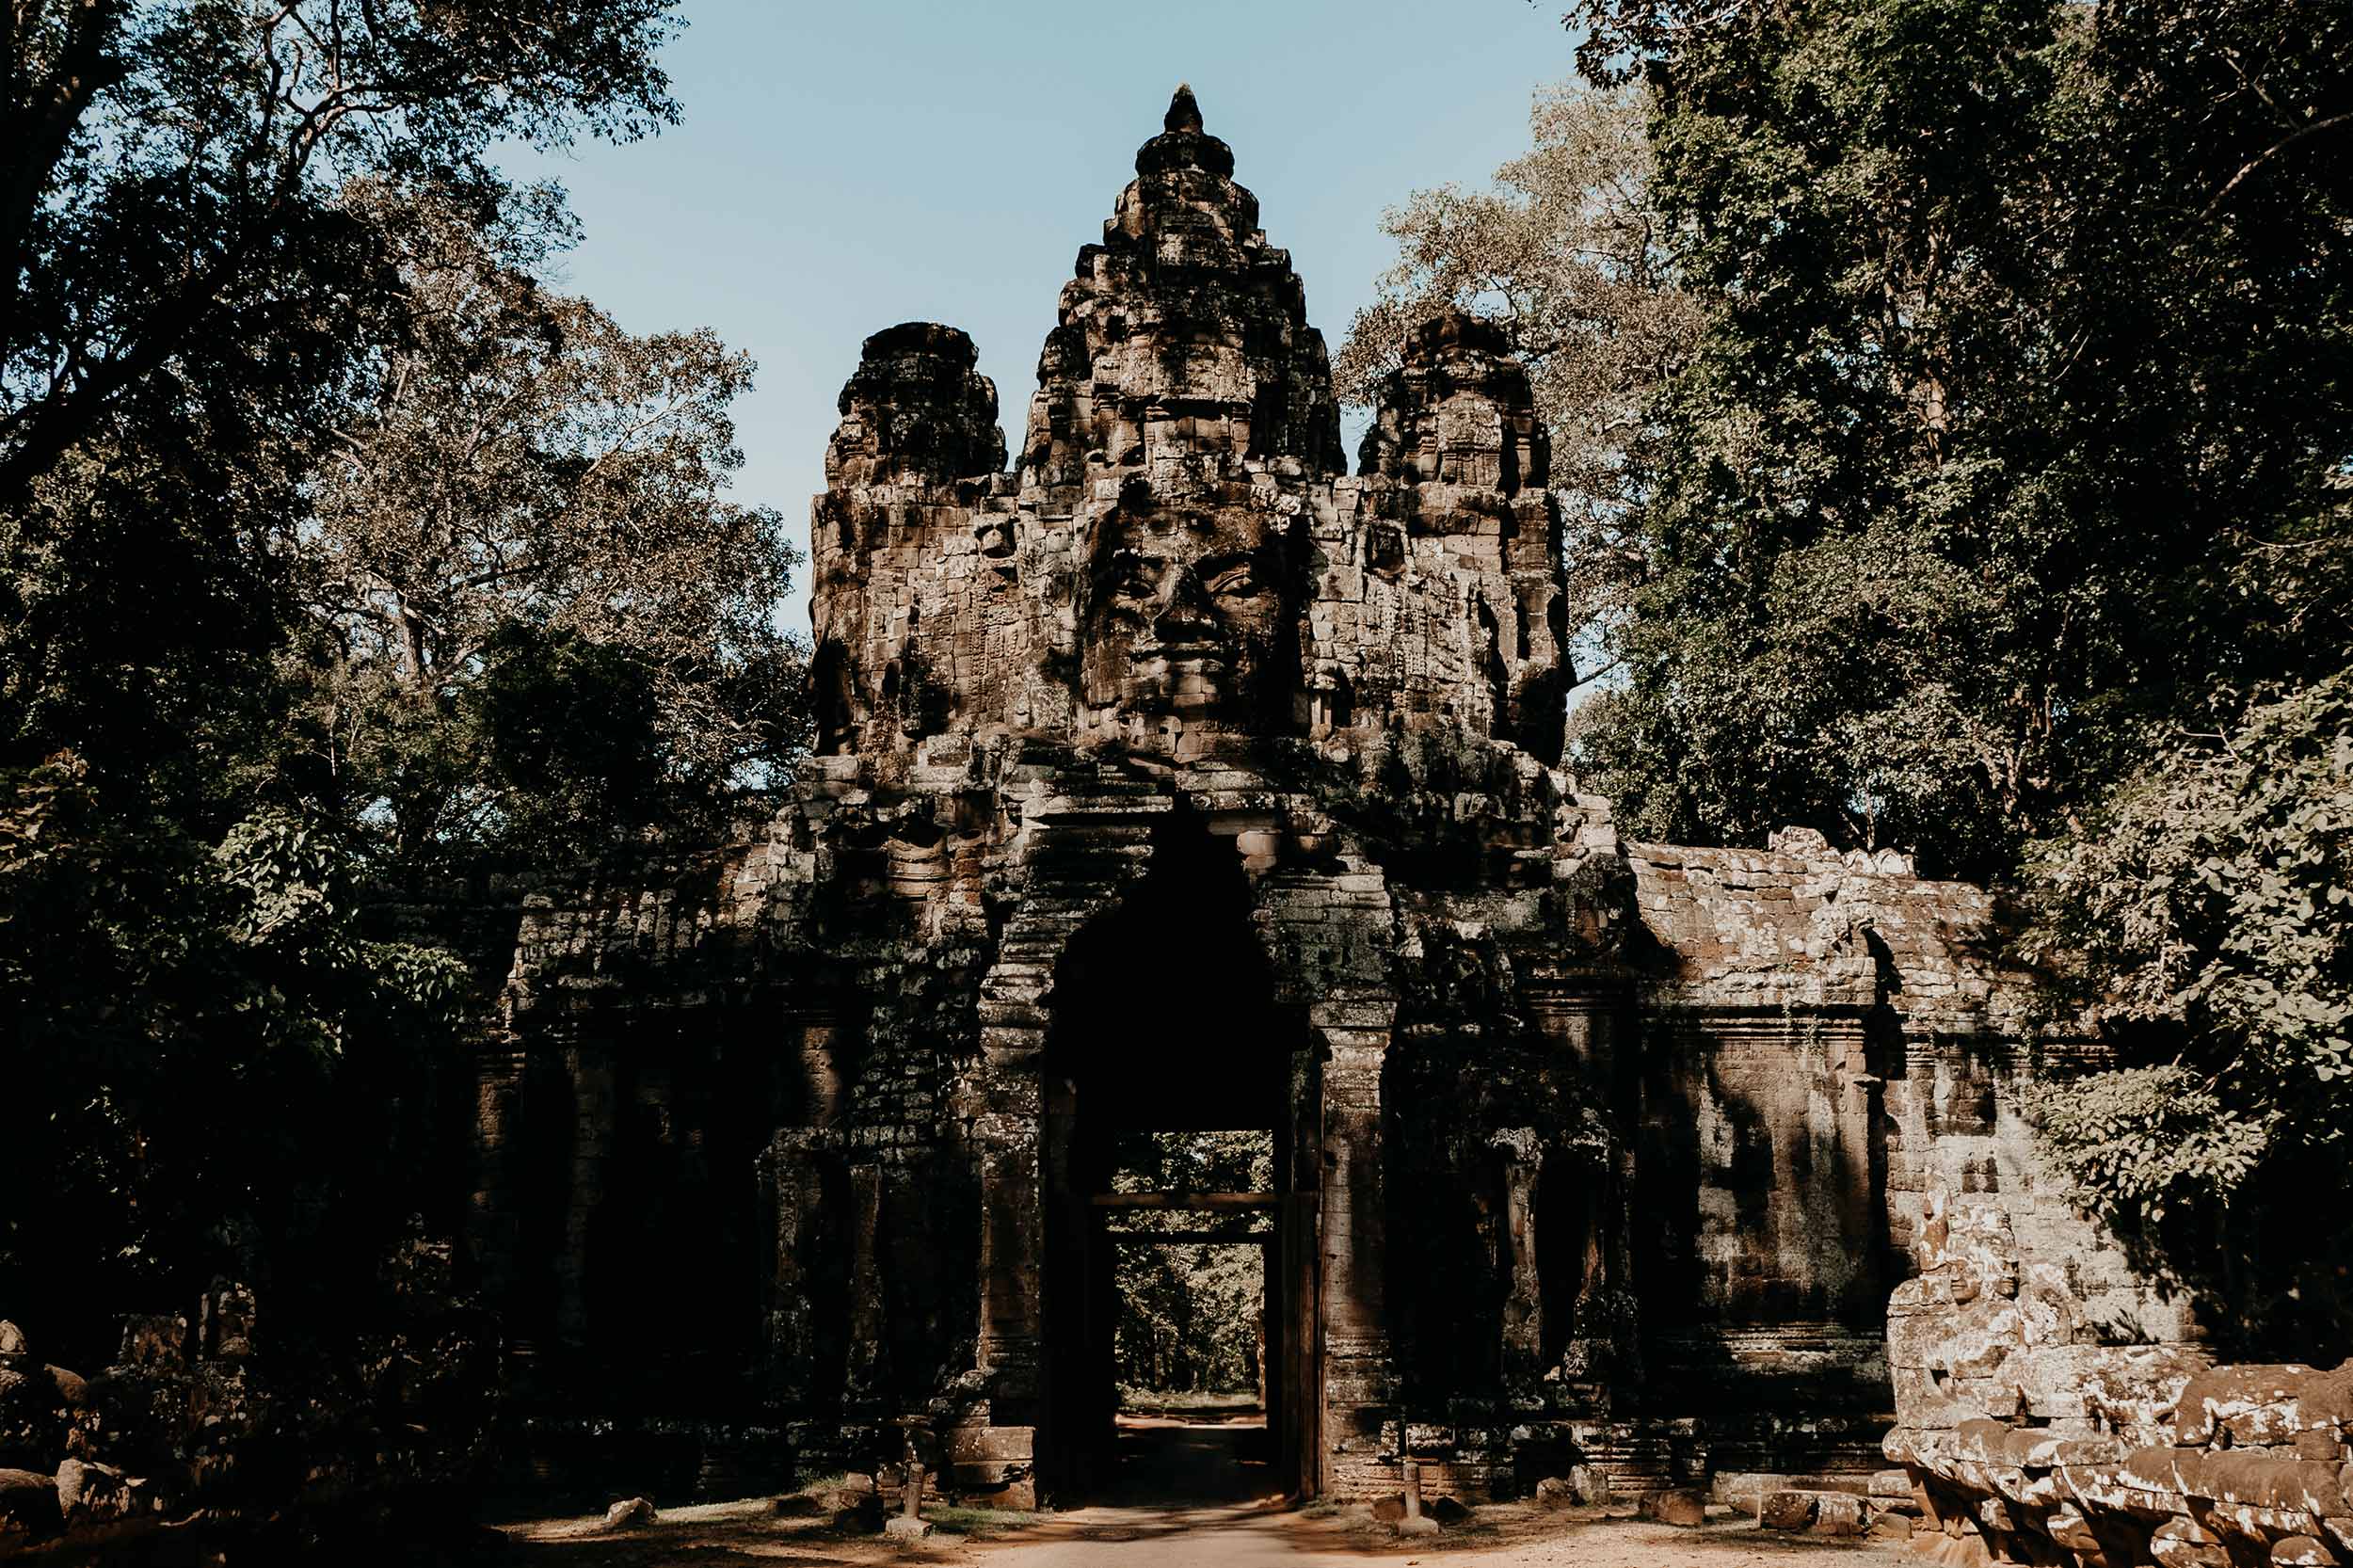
[1141,643,1224,659]
[1136,645,1231,683]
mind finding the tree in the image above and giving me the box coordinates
[1560,0,2098,874]
[296,186,805,866]
[2020,673,2353,1358]
[1110,1131,1272,1398]
[1,0,680,502]
[1550,0,2351,881]
[1335,82,1701,668]
[0,752,471,1361]
[3,0,684,807]
[0,0,696,1360]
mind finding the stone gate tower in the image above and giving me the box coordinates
[476,88,2180,1509]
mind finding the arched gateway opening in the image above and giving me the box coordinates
[1037,812,1318,1504]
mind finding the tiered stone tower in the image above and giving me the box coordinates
[474,89,2186,1511]
[808,84,1564,776]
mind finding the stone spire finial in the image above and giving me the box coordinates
[1164,83,1204,135]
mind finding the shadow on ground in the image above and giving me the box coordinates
[466,1415,1902,1568]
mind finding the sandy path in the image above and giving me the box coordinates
[496,1418,1910,1568]
[961,1500,1909,1567]
[503,1498,1913,1568]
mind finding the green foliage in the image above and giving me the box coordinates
[1109,1131,1272,1397]
[1552,0,2353,881]
[475,626,667,836]
[294,185,806,868]
[0,754,472,1359]
[0,0,724,1368]
[2,0,680,499]
[2020,674,2353,1354]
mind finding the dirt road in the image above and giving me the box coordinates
[496,1417,1910,1568]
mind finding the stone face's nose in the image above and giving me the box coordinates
[1165,83,1204,135]
[1151,568,1220,645]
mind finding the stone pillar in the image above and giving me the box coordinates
[468,1041,530,1311]
[1490,1128,1544,1380]
[1316,993,1396,1498]
[765,1006,849,1407]
[959,794,1160,1507]
[763,1129,826,1404]
[971,1033,1044,1420]
[1527,981,1637,1388]
[1281,1040,1322,1498]
[555,1040,613,1349]
[796,1012,849,1128]
[844,1161,888,1405]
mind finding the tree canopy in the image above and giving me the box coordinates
[299,185,805,866]
[1,0,805,1361]
[2021,673,2353,1354]
[1108,1131,1273,1398]
[1542,0,2352,881]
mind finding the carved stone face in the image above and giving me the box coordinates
[1080,502,1300,739]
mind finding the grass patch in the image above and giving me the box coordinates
[1117,1388,1263,1416]
[922,1505,1033,1540]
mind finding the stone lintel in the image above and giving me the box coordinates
[1309,999,1399,1032]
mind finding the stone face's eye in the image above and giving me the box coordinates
[1203,558,1263,598]
[1110,551,1158,599]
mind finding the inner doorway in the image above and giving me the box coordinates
[1101,1133,1274,1505]
[1038,815,1316,1505]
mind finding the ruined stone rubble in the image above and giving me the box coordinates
[0,1248,499,1557]
[1881,1186,2353,1567]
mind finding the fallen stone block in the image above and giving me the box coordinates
[1536,1462,1609,1506]
[1811,1493,1868,1536]
[1913,1529,1996,1568]
[2149,1515,2228,1568]
[1761,1488,1819,1531]
[56,1457,127,1527]
[0,1466,61,1544]
[602,1496,656,1531]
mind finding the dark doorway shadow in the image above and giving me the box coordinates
[1039,808,1315,1503]
[1097,1410,1276,1508]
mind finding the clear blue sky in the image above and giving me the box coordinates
[504,0,1576,634]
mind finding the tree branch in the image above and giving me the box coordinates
[0,0,134,360]
[2206,109,2353,214]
